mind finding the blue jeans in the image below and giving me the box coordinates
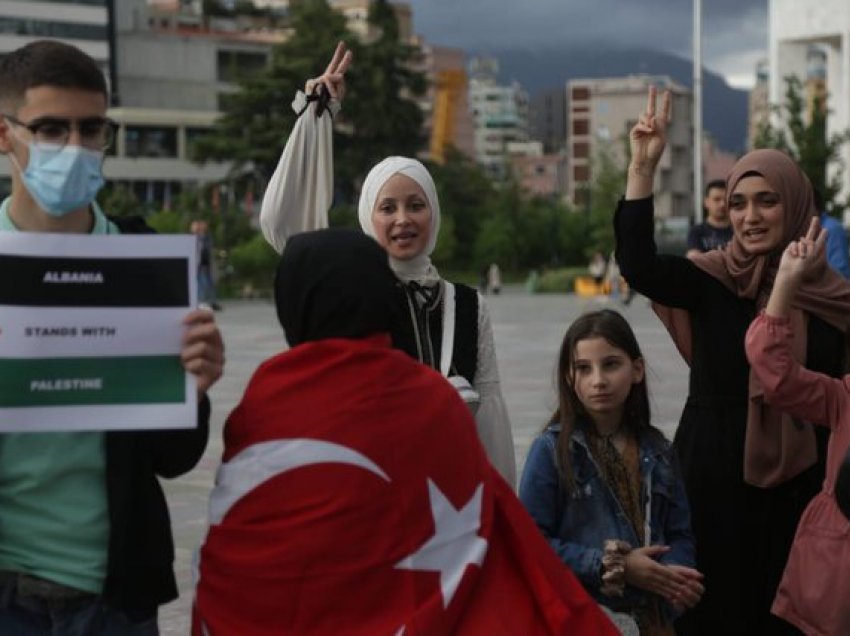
[197,266,216,305]
[0,577,158,636]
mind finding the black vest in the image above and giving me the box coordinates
[392,281,479,385]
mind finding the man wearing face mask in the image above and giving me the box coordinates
[0,40,225,634]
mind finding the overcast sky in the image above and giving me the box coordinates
[403,0,768,89]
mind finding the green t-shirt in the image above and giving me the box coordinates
[0,197,117,593]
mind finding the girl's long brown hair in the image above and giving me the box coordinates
[548,309,662,492]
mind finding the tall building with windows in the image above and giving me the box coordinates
[567,75,692,220]
[98,0,274,204]
[0,0,110,75]
[468,56,529,181]
[530,87,567,154]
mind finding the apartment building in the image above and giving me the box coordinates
[469,56,529,181]
[567,75,693,220]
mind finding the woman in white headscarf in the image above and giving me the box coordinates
[259,43,516,486]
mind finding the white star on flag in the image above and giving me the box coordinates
[395,479,488,608]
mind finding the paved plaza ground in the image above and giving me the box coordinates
[160,288,690,633]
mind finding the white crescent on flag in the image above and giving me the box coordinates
[206,438,391,524]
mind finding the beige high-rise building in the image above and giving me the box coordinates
[330,0,412,43]
[567,75,693,220]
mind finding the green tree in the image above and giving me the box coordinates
[145,209,186,234]
[429,148,499,268]
[98,183,141,218]
[338,0,425,194]
[194,0,349,180]
[194,0,426,203]
[754,75,850,214]
[586,143,627,255]
[228,233,278,290]
[431,212,456,266]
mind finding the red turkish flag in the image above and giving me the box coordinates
[193,335,616,635]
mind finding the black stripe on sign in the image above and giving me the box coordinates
[0,255,189,307]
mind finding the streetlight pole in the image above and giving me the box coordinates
[693,0,704,224]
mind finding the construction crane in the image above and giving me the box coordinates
[429,69,466,164]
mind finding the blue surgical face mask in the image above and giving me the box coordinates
[11,141,105,217]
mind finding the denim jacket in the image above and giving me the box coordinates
[519,423,696,613]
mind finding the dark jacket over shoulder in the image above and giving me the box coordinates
[103,215,210,612]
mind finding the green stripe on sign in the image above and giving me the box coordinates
[0,356,185,407]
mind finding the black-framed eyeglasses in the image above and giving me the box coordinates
[1,113,118,151]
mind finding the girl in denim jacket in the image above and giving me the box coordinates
[520,309,703,634]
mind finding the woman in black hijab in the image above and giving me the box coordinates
[194,228,615,635]
[275,228,399,346]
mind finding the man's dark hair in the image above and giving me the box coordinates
[0,40,107,110]
[704,179,726,198]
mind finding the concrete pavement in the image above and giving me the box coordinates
[159,289,689,633]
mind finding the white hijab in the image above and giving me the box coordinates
[357,156,441,285]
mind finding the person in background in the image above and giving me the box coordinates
[685,179,731,259]
[607,252,622,302]
[813,188,850,278]
[190,219,222,311]
[487,262,502,295]
[520,309,702,634]
[589,251,607,290]
[0,39,224,634]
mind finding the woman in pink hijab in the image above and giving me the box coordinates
[614,87,850,635]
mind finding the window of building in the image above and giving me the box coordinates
[572,87,590,101]
[574,188,588,207]
[40,1,106,5]
[574,165,590,182]
[125,126,178,158]
[0,17,106,40]
[573,105,589,113]
[572,119,589,136]
[217,50,268,83]
[573,142,589,159]
[185,127,213,160]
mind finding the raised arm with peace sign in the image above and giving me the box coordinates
[625,85,672,200]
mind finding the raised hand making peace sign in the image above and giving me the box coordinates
[626,86,672,199]
[305,41,353,103]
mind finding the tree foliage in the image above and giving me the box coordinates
[586,143,627,256]
[193,0,349,179]
[753,75,850,214]
[336,0,425,197]
[194,0,425,202]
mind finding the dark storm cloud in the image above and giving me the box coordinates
[405,0,767,85]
